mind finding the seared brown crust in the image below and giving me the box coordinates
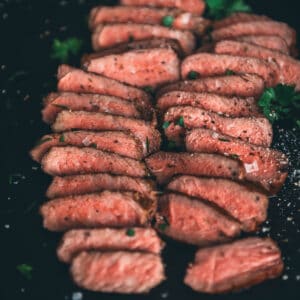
[89,6,210,34]
[210,21,296,48]
[185,128,288,193]
[167,176,268,232]
[213,12,271,29]
[145,152,245,185]
[42,92,147,124]
[71,251,165,293]
[155,193,241,245]
[82,38,184,63]
[184,237,284,293]
[46,174,156,199]
[57,65,151,106]
[57,228,164,263]
[164,106,273,147]
[51,111,161,155]
[157,74,265,98]
[41,146,148,177]
[84,48,180,88]
[92,23,196,55]
[40,191,155,231]
[215,40,300,90]
[120,0,206,14]
[30,131,144,162]
[156,91,261,117]
[181,53,279,87]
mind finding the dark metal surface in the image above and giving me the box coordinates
[0,1,299,300]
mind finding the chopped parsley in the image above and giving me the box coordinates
[51,37,83,63]
[162,15,174,27]
[17,264,33,280]
[218,137,230,142]
[146,137,150,153]
[158,217,169,231]
[205,0,252,20]
[59,134,65,143]
[162,121,170,130]
[176,116,185,128]
[90,143,97,149]
[258,84,300,127]
[225,69,236,75]
[126,228,135,237]
[143,86,154,95]
[230,154,239,159]
[187,71,199,80]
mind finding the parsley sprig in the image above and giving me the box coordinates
[17,264,33,280]
[205,0,252,20]
[258,84,300,127]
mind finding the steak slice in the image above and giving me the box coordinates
[41,146,148,177]
[46,174,156,199]
[164,106,273,147]
[155,193,241,245]
[235,36,289,54]
[30,131,144,162]
[184,237,284,293]
[40,191,155,231]
[57,65,151,106]
[157,74,265,98]
[181,53,279,87]
[145,152,244,185]
[210,21,296,48]
[120,0,206,14]
[213,12,271,29]
[71,251,165,293]
[215,40,300,90]
[84,48,180,88]
[57,228,164,263]
[167,176,268,232]
[186,128,288,193]
[156,91,261,117]
[92,24,196,55]
[52,111,161,155]
[42,92,148,124]
[89,6,210,34]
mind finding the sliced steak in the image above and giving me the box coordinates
[89,6,209,34]
[167,176,268,232]
[184,237,284,293]
[145,152,244,185]
[156,91,261,117]
[84,48,180,88]
[71,251,165,293]
[164,106,273,146]
[41,146,148,177]
[215,40,300,90]
[92,24,196,55]
[155,193,240,245]
[31,131,144,162]
[235,36,290,54]
[210,21,296,48]
[57,65,151,106]
[181,53,279,87]
[42,92,147,124]
[120,0,206,14]
[57,228,164,263]
[40,191,155,231]
[46,174,156,199]
[157,74,265,98]
[52,111,161,155]
[213,12,271,29]
[186,128,288,193]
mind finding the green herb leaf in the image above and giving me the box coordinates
[205,0,252,20]
[162,15,174,27]
[158,217,169,231]
[35,137,52,146]
[258,84,300,127]
[162,121,170,130]
[146,137,150,153]
[167,140,177,150]
[59,134,65,143]
[218,137,230,142]
[225,69,235,75]
[143,86,154,94]
[126,228,135,237]
[187,71,199,80]
[51,38,83,63]
[176,116,185,128]
[17,264,33,280]
[229,154,239,159]
[90,143,97,149]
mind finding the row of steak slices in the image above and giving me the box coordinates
[29,0,293,294]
